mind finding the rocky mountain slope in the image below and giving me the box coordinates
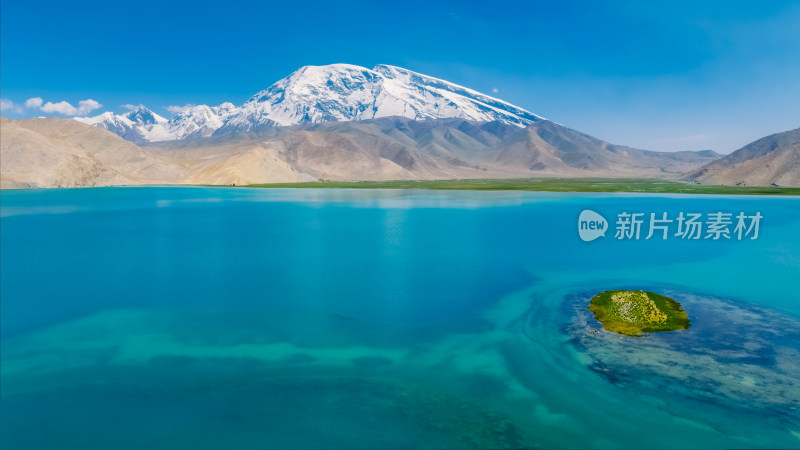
[684,127,799,187]
[0,118,183,188]
[1,116,722,188]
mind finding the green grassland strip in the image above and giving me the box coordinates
[238,178,800,195]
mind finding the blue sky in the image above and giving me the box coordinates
[2,0,799,153]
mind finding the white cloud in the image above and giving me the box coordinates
[1,96,104,117]
[121,104,142,111]
[39,98,103,116]
[40,101,79,115]
[492,87,499,94]
[1,98,23,114]
[25,97,43,109]
[77,99,102,115]
[166,103,195,113]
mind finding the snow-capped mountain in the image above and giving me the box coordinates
[215,64,544,135]
[74,106,168,144]
[150,103,237,141]
[75,64,546,142]
[123,107,168,126]
[76,103,236,143]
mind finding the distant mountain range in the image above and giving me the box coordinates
[1,116,722,188]
[684,127,799,187]
[75,64,545,143]
[2,63,796,188]
[75,103,238,144]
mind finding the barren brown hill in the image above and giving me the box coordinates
[2,116,723,188]
[685,127,800,187]
[0,117,184,188]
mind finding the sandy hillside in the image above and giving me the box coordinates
[2,116,726,188]
[685,128,800,187]
[1,118,184,188]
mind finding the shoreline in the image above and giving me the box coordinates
[3,177,799,196]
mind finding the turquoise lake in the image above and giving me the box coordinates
[1,187,799,449]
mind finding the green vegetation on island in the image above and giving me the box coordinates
[241,178,800,196]
[588,290,691,336]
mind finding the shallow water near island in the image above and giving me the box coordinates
[1,187,800,449]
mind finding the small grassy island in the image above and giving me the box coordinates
[588,290,690,336]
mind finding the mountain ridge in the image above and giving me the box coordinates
[75,63,546,143]
[684,127,800,187]
[2,116,724,189]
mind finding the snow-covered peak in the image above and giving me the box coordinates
[371,64,543,125]
[74,102,235,143]
[240,64,384,125]
[76,63,547,142]
[151,103,238,140]
[123,106,168,125]
[74,111,120,126]
[215,63,545,135]
[215,102,236,113]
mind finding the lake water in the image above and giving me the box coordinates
[1,187,799,449]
